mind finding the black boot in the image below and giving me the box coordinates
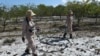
[70,34,73,39]
[25,48,30,54]
[63,32,67,39]
[33,53,37,56]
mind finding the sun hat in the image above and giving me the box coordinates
[70,10,73,15]
[67,10,73,16]
[26,10,36,16]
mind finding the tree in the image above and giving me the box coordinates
[10,5,19,23]
[18,5,29,17]
[37,4,47,16]
[54,5,65,19]
[1,5,9,31]
[46,6,54,16]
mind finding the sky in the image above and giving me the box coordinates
[0,0,100,7]
[0,0,75,7]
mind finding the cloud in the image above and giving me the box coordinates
[61,0,100,4]
[62,0,67,3]
[97,0,100,1]
[78,0,100,2]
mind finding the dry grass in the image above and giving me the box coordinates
[3,38,16,45]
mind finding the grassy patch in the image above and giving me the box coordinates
[0,35,21,38]
[39,31,59,34]
[3,38,16,45]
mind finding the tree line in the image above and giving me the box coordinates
[0,0,100,31]
[0,0,100,17]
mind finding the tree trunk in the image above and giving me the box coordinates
[94,14,98,24]
[95,17,97,24]
[15,17,18,23]
[14,17,18,30]
[2,19,6,32]
[77,17,80,27]
[60,15,61,20]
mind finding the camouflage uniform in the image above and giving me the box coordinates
[63,10,73,39]
[22,18,36,54]
[66,14,73,35]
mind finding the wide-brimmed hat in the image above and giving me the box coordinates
[70,10,73,15]
[26,10,36,16]
[67,10,73,16]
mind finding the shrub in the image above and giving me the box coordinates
[3,38,15,45]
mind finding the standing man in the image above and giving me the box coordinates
[63,10,74,39]
[22,10,37,56]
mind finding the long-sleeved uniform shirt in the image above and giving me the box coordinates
[22,18,36,37]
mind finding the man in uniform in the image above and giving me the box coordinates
[63,10,74,39]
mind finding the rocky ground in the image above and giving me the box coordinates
[0,31,100,56]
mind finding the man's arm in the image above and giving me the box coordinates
[22,21,26,42]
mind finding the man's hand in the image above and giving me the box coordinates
[22,37,25,42]
[36,26,40,32]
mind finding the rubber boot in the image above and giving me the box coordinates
[63,32,67,39]
[70,34,73,39]
[32,53,37,56]
[25,48,30,54]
